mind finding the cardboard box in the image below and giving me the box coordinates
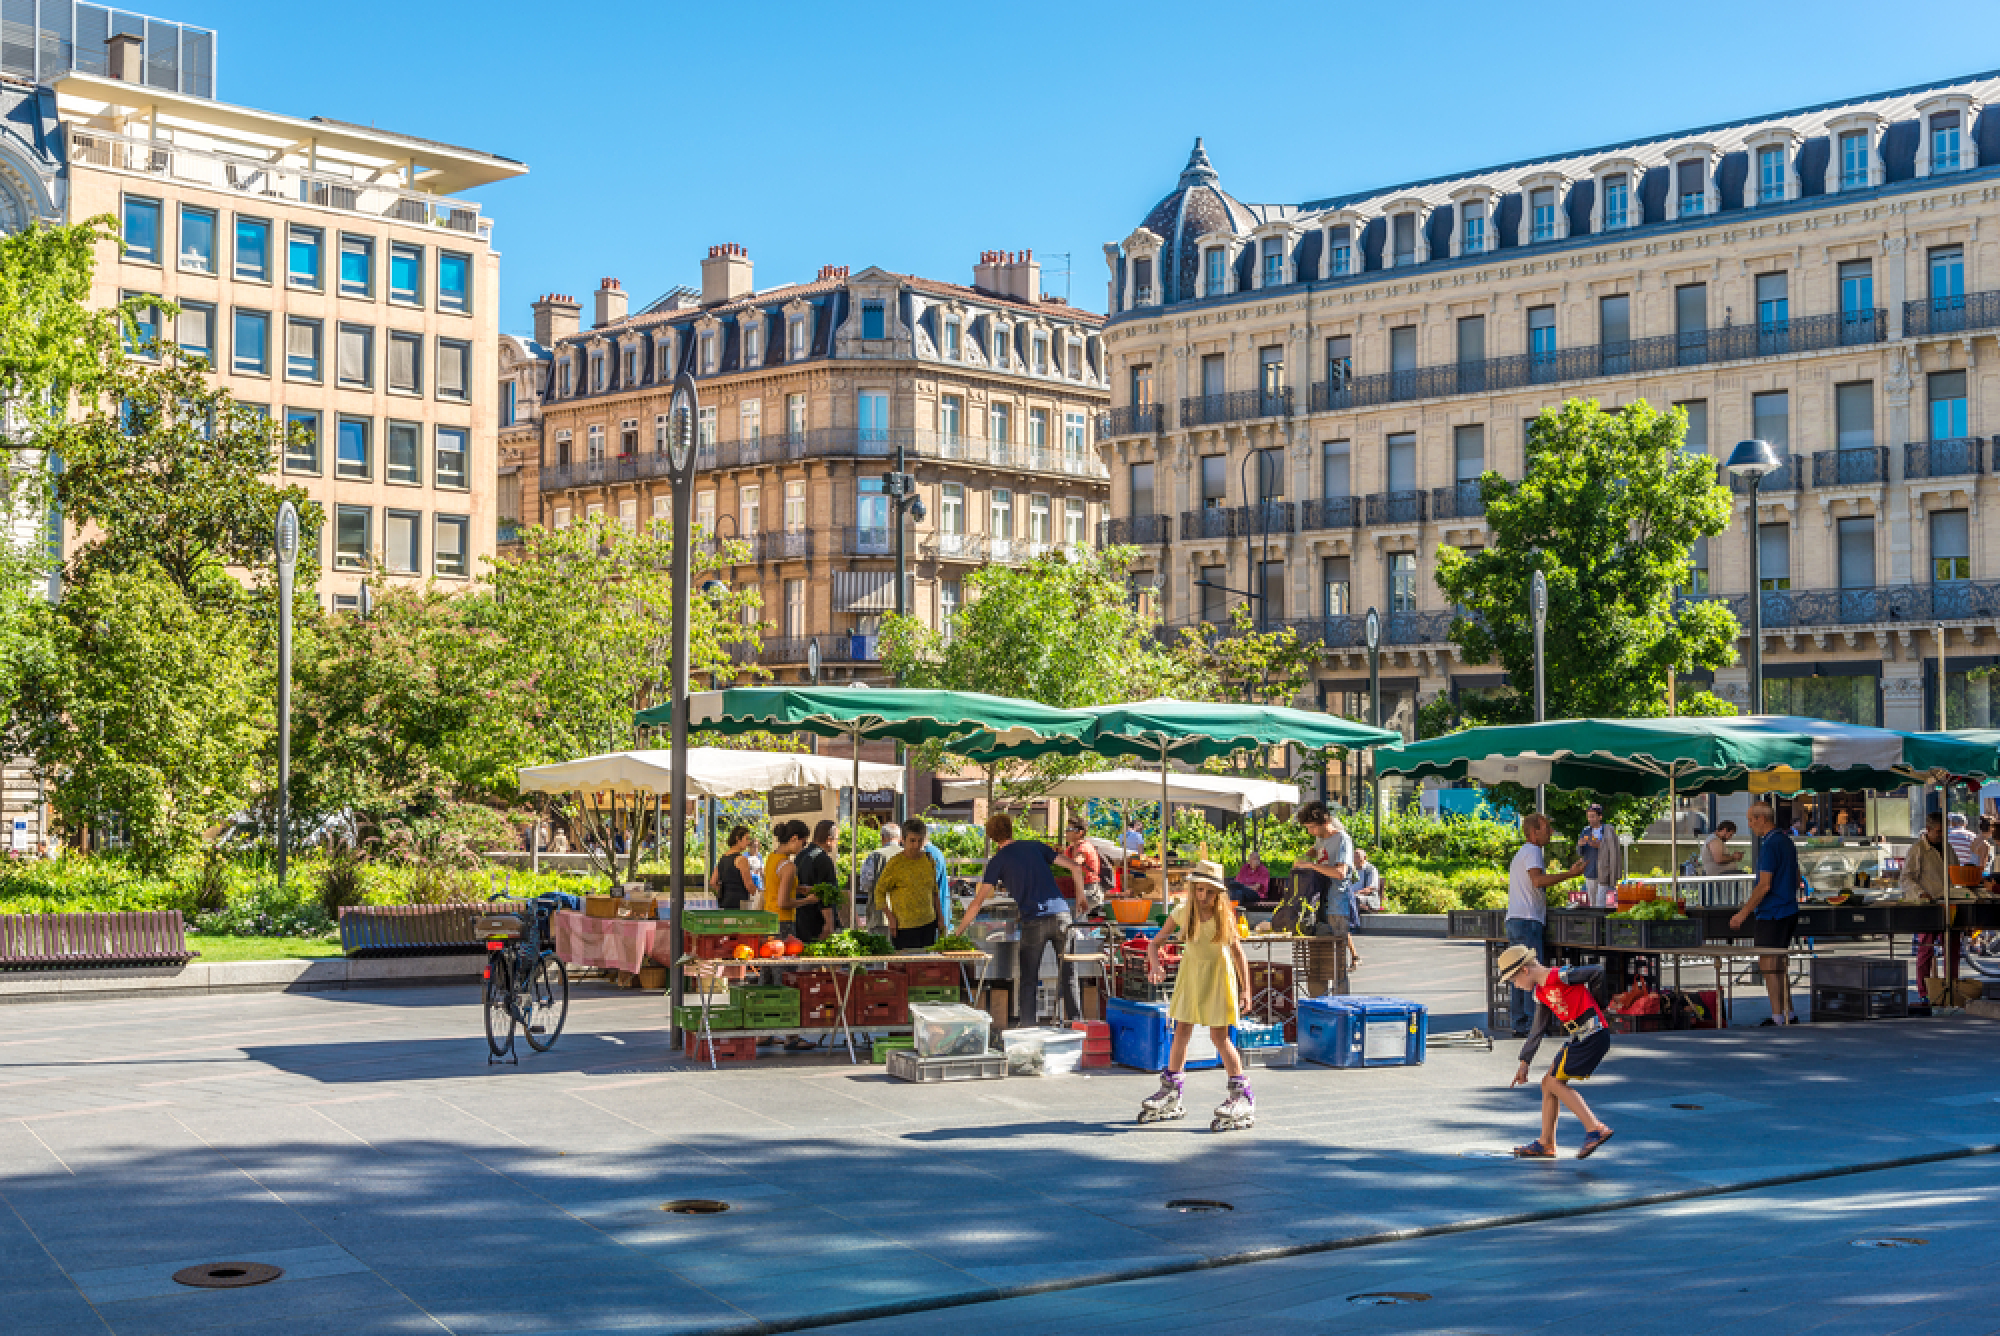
[585,894,621,919]
[618,892,659,920]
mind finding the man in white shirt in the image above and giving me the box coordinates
[1506,813,1586,1037]
[1121,821,1146,855]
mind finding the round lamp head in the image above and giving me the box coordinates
[1725,438,1781,479]
[1364,606,1381,651]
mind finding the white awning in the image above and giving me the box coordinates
[518,747,905,798]
[939,768,1298,816]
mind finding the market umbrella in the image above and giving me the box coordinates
[938,767,1301,817]
[636,686,1098,916]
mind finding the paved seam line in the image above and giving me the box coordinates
[693,1140,2000,1336]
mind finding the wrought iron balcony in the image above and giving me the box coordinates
[763,530,813,561]
[1179,388,1291,429]
[1364,490,1426,526]
[1723,580,2000,628]
[1905,290,2000,337]
[844,526,892,556]
[1728,456,1800,493]
[1299,496,1361,530]
[539,451,677,492]
[1430,480,1486,521]
[1810,447,1889,488]
[987,537,1026,564]
[927,532,988,561]
[1280,610,1458,648]
[1906,437,1985,480]
[1181,507,1231,541]
[1098,514,1172,546]
[1231,501,1293,537]
[1101,404,1163,438]
[685,428,1109,480]
[1307,311,1886,414]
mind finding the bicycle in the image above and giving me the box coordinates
[479,894,570,1063]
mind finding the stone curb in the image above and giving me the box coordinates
[0,954,483,1004]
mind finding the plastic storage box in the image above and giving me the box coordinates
[886,1050,1007,1083]
[908,1002,991,1057]
[1810,956,1907,991]
[1297,995,1428,1068]
[1104,997,1230,1071]
[1000,1026,1084,1075]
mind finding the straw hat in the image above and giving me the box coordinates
[1496,943,1537,983]
[1184,859,1228,892]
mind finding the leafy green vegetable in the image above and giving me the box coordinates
[932,932,979,953]
[803,929,895,958]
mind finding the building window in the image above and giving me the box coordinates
[652,495,669,528]
[553,430,572,468]
[437,339,470,401]
[1599,294,1630,369]
[1931,111,1963,173]
[1461,200,1488,253]
[234,216,270,282]
[1675,283,1707,364]
[1391,213,1417,265]
[336,416,371,480]
[1032,334,1049,374]
[335,506,371,570]
[586,425,605,463]
[699,332,716,374]
[1325,335,1352,389]
[993,324,1011,367]
[1931,370,1968,440]
[940,579,961,637]
[787,392,807,439]
[1198,564,1226,625]
[1675,399,1709,455]
[174,301,214,363]
[1064,411,1087,460]
[339,234,373,297]
[284,408,319,474]
[1322,440,1351,497]
[288,225,322,289]
[740,399,761,442]
[1064,497,1086,546]
[1132,257,1154,303]
[1756,146,1786,203]
[618,499,638,532]
[120,290,160,354]
[389,243,422,304]
[1456,315,1486,367]
[122,196,162,264]
[652,413,667,454]
[696,491,714,534]
[1837,516,1875,592]
[1388,552,1417,612]
[1933,510,1971,582]
[1529,188,1557,242]
[1029,408,1050,452]
[1389,326,1417,376]
[1386,433,1417,492]
[655,337,674,379]
[1752,390,1790,456]
[436,427,468,489]
[1128,464,1153,518]
[861,301,886,340]
[943,317,960,359]
[1527,306,1556,363]
[1840,131,1870,190]
[783,578,805,639]
[698,405,717,446]
[1831,382,1874,452]
[784,479,806,531]
[941,482,965,534]
[1675,159,1705,216]
[1929,245,1965,309]
[1200,454,1227,507]
[1601,175,1629,229]
[1029,493,1051,544]
[383,510,420,575]
[387,420,421,485]
[1453,424,1485,483]
[1259,345,1285,404]
[1838,260,1874,331]
[178,205,216,273]
[1065,341,1081,379]
[438,251,471,313]
[623,344,641,385]
[740,484,762,536]
[559,360,573,397]
[1323,556,1351,615]
[991,487,1014,539]
[742,321,762,365]
[1263,235,1286,285]
[1328,225,1351,276]
[335,324,373,389]
[231,309,269,375]
[789,316,807,358]
[1756,272,1788,331]
[388,331,422,394]
[990,402,1011,445]
[1204,247,1225,294]
[435,515,469,577]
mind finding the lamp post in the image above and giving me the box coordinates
[665,373,700,1041]
[883,460,926,826]
[1531,568,1547,816]
[1724,438,1782,716]
[1365,605,1381,844]
[274,502,298,891]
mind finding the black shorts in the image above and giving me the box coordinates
[892,922,938,950]
[1553,1027,1610,1082]
[1752,916,1797,951]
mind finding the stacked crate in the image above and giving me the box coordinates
[849,969,911,1026]
[787,970,844,1027]
[1247,960,1297,1043]
[737,985,802,1030]
[691,1035,758,1062]
[1069,1019,1112,1068]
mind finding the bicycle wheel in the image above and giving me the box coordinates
[484,955,517,1057]
[522,954,569,1052]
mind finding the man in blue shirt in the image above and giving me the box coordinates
[962,812,1092,1027]
[1731,801,1801,1025]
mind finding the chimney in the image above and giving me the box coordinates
[816,264,850,283]
[1005,249,1040,304]
[701,243,753,306]
[593,277,627,328]
[107,32,144,84]
[973,250,1002,295]
[532,293,580,346]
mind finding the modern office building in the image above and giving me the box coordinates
[1100,72,2000,736]
[530,246,1110,681]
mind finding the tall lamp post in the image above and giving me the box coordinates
[1724,438,1781,716]
[274,502,298,891]
[1531,569,1547,816]
[883,463,926,825]
[665,372,701,1041]
[1365,606,1381,844]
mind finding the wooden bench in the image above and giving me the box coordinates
[339,902,526,958]
[0,911,199,968]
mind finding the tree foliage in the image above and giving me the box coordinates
[0,217,133,426]
[1169,602,1322,710]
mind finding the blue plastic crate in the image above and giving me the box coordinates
[1104,997,1236,1071]
[1297,995,1428,1068]
[1236,1022,1286,1049]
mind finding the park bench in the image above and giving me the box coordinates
[339,902,526,958]
[0,911,198,968]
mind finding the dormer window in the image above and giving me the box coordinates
[1461,202,1487,254]
[656,335,674,379]
[1391,213,1418,266]
[861,301,886,339]
[700,331,716,373]
[1757,145,1786,203]
[1328,225,1352,276]
[743,320,762,366]
[1529,189,1558,242]
[590,351,605,391]
[1204,247,1226,295]
[1032,333,1049,374]
[993,323,1011,368]
[1066,341,1081,378]
[623,343,640,385]
[1676,159,1705,217]
[1132,257,1155,305]
[1932,111,1964,173]
[1261,236,1285,287]
[559,359,574,397]
[1840,132,1870,189]
[788,315,807,359]
[1602,175,1629,229]
[944,316,961,359]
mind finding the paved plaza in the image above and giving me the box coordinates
[1,938,1996,1334]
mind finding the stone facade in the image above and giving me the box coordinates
[529,249,1110,682]
[1100,73,2000,736]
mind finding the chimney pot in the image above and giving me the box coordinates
[702,244,755,305]
[106,31,144,83]
[533,292,582,346]
[593,278,628,328]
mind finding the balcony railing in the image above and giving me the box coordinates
[844,526,892,556]
[1810,447,1889,488]
[763,530,813,561]
[927,532,988,561]
[1179,388,1292,428]
[1300,496,1361,530]
[1101,404,1163,438]
[1906,437,1985,479]
[1231,501,1293,537]
[1365,490,1426,526]
[690,428,1112,480]
[1720,580,2000,628]
[1307,311,1885,414]
[1430,480,1486,521]
[988,537,1026,563]
[1278,610,1459,648]
[1098,514,1172,545]
[1905,290,2000,338]
[539,452,676,492]
[1728,457,1801,493]
[1181,507,1230,541]
[66,130,490,239]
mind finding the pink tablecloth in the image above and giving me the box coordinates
[552,909,674,972]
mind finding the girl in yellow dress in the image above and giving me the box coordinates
[1139,863,1255,1131]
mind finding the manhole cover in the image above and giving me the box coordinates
[660,1199,731,1215]
[1165,1199,1233,1214]
[1349,1292,1432,1306]
[1853,1237,1928,1249]
[172,1263,284,1289]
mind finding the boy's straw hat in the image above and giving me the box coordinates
[1496,944,1537,983]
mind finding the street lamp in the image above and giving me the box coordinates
[883,466,925,824]
[1365,606,1381,844]
[1725,438,1782,716]
[274,502,298,891]
[665,372,700,1040]
[1531,569,1547,815]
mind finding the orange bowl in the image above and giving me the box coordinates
[1110,898,1154,924]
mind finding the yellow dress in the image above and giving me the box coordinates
[1166,903,1240,1028]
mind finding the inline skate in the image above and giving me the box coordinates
[1137,1070,1185,1123]
[1211,1074,1255,1132]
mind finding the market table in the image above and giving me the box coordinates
[551,909,674,973]
[1469,935,1835,1030]
[676,952,986,1067]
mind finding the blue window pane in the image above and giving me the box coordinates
[438,252,469,311]
[390,247,421,300]
[289,232,321,286]
[232,311,267,374]
[337,418,370,477]
[235,219,268,280]
[340,245,370,295]
[285,409,319,473]
[861,302,885,339]
[123,198,161,263]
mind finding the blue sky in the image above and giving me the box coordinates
[175,0,2000,332]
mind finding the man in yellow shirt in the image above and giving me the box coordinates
[878,816,944,949]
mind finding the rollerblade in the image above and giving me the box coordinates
[1137,1070,1185,1123]
[1211,1075,1255,1132]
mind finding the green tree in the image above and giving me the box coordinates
[1433,398,1739,828]
[1170,602,1321,708]
[0,217,135,426]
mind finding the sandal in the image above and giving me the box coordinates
[1512,1139,1555,1159]
[1578,1127,1615,1159]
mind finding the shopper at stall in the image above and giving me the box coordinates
[1730,802,1801,1025]
[711,825,758,910]
[1701,821,1742,877]
[1577,802,1625,909]
[1226,849,1271,908]
[1498,944,1616,1159]
[764,821,808,931]
[1350,849,1382,919]
[1122,819,1147,856]
[789,820,840,943]
[855,823,902,930]
[1296,802,1354,925]
[1903,811,1960,989]
[1062,818,1107,911]
[962,813,1092,1027]
[1138,864,1255,1132]
[1506,814,1587,1038]
[879,816,945,949]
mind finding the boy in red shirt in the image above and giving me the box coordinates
[1497,943,1616,1159]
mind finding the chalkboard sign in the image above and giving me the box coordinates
[769,784,823,816]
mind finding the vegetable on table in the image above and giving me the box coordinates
[931,932,979,953]
[803,929,895,958]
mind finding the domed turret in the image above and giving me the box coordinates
[1137,139,1252,305]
